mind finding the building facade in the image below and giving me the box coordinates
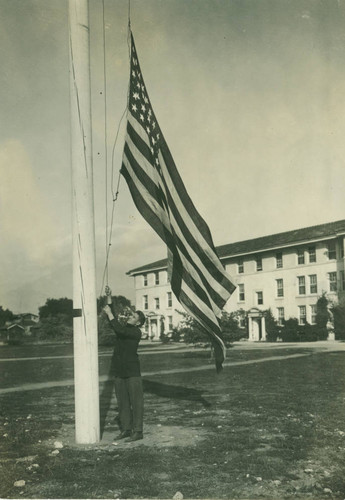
[127,219,345,340]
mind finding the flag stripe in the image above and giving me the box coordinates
[126,118,234,300]
[128,114,232,286]
[123,150,227,311]
[121,164,222,326]
[122,153,223,315]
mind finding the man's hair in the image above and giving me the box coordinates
[135,310,146,327]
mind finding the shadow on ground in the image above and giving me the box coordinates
[99,376,211,437]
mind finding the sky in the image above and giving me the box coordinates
[1,0,345,314]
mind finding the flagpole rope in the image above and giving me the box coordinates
[98,2,132,298]
[101,0,109,287]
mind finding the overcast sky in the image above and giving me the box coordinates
[1,0,345,313]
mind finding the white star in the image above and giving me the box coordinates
[146,126,150,133]
[136,82,141,89]
[148,109,152,117]
[156,133,160,140]
[152,137,156,145]
[141,84,145,92]
[132,70,136,77]
[152,121,156,129]
[131,104,137,112]
[140,114,144,121]
[133,58,138,66]
[147,116,151,123]
[150,147,154,155]
[144,96,149,104]
[155,157,159,165]
[138,72,142,80]
[141,104,146,112]
[133,92,140,100]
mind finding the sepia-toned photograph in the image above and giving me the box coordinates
[1,0,345,498]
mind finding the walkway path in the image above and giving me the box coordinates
[1,341,344,395]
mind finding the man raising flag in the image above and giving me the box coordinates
[121,32,236,372]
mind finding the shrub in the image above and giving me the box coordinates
[332,303,345,340]
[280,318,319,342]
[220,311,247,343]
[264,308,279,342]
[36,315,73,340]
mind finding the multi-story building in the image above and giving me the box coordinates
[127,219,345,341]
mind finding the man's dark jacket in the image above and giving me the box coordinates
[109,316,141,378]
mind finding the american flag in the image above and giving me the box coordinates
[121,33,236,371]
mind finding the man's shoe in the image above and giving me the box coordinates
[115,430,132,440]
[125,432,143,442]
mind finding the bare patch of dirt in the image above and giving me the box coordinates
[46,421,208,451]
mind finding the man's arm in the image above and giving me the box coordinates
[103,305,139,339]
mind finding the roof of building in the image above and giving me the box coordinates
[127,218,345,275]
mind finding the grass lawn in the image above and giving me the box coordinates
[1,345,345,499]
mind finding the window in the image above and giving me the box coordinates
[154,297,160,309]
[155,272,160,285]
[143,274,148,287]
[276,279,284,297]
[308,246,316,263]
[256,256,262,271]
[328,241,336,260]
[277,307,285,326]
[309,274,317,294]
[238,260,244,274]
[168,316,173,330]
[297,248,305,265]
[238,284,245,301]
[167,292,172,308]
[256,291,263,305]
[276,252,283,268]
[298,276,306,295]
[329,272,337,292]
[143,295,148,310]
[299,305,306,325]
[310,304,317,325]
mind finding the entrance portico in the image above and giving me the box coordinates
[248,308,266,341]
[146,312,165,341]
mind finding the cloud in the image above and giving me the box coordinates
[0,139,65,264]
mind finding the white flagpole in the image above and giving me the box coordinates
[69,0,100,444]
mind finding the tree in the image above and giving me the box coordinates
[97,295,132,316]
[264,308,279,342]
[332,302,345,340]
[97,294,133,345]
[315,293,329,340]
[39,298,73,325]
[0,306,15,327]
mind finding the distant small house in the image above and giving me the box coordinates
[18,313,39,323]
[6,324,25,344]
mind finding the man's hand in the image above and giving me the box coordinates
[103,305,114,321]
[105,285,112,305]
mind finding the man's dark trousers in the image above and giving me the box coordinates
[114,376,143,433]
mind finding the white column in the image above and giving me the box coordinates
[248,317,253,341]
[156,316,161,340]
[261,316,266,341]
[69,0,100,444]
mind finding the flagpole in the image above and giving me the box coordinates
[69,0,100,444]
